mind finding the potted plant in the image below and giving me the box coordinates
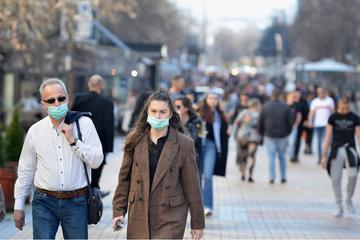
[4,109,25,169]
[0,122,4,168]
[0,109,25,211]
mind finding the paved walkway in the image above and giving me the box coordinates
[1,136,360,239]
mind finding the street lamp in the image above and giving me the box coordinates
[274,33,283,80]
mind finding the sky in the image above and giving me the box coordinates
[173,0,298,30]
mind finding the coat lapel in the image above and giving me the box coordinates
[135,135,150,194]
[150,127,179,194]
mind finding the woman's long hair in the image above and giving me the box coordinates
[197,94,226,123]
[124,89,184,153]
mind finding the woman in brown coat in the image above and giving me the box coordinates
[112,89,205,239]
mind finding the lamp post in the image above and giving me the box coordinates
[274,33,283,81]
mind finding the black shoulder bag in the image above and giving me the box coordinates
[75,120,103,225]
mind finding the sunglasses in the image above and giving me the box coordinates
[43,96,67,104]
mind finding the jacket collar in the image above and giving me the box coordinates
[64,111,92,124]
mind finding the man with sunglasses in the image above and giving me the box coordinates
[71,74,114,198]
[13,78,103,239]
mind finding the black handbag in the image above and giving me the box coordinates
[75,120,103,225]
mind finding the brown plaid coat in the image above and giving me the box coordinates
[112,127,205,239]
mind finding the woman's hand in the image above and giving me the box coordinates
[191,229,203,240]
[112,216,124,231]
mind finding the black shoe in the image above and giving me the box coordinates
[269,179,274,184]
[290,158,298,163]
[248,177,254,183]
[281,179,287,184]
[241,176,245,181]
[100,190,110,198]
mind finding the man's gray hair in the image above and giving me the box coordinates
[39,78,67,98]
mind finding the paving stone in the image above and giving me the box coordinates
[1,136,360,239]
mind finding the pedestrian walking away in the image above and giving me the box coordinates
[320,97,360,217]
[112,89,204,239]
[258,89,293,184]
[13,78,103,239]
[71,74,114,198]
[198,90,229,216]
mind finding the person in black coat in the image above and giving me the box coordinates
[71,75,114,197]
[174,97,203,174]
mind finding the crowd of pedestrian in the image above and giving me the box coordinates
[7,71,360,239]
[160,72,359,220]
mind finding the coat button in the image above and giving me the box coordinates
[135,162,139,167]
[165,185,170,189]
[139,197,143,201]
[169,168,173,173]
[161,203,166,207]
[137,180,141,184]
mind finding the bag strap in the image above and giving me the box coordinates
[75,120,94,198]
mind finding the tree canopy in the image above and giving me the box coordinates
[291,0,360,62]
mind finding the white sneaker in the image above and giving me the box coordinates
[346,200,356,214]
[333,204,343,218]
[204,208,213,217]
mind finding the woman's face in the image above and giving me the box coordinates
[147,100,172,119]
[206,93,219,109]
[174,100,188,116]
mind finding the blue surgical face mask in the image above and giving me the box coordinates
[147,116,169,129]
[47,102,68,120]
